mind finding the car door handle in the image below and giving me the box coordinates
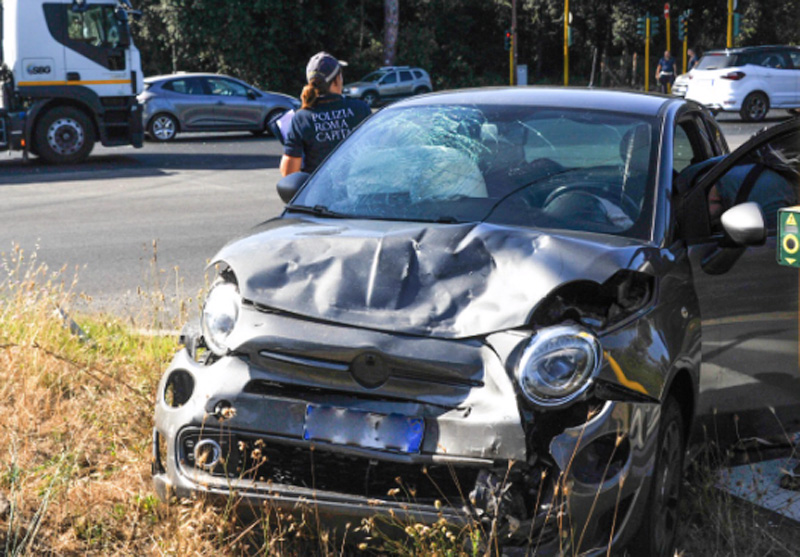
[216,101,225,106]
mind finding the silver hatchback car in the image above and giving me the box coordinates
[138,73,300,141]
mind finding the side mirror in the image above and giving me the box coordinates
[277,172,309,204]
[247,90,257,100]
[720,201,766,247]
[701,202,766,275]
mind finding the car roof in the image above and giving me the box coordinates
[390,87,677,117]
[144,72,241,83]
[703,45,800,55]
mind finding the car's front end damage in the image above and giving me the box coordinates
[153,219,695,555]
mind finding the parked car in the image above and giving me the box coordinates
[138,73,300,141]
[672,72,691,97]
[152,88,800,556]
[343,66,432,107]
[685,45,800,121]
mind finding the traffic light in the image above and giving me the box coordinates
[733,13,742,37]
[678,14,687,41]
[504,29,512,51]
[636,16,647,36]
[650,16,660,36]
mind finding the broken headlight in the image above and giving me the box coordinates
[201,281,241,356]
[516,325,601,407]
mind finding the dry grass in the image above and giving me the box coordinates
[1,244,799,556]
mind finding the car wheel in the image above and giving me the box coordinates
[413,86,431,95]
[361,91,379,108]
[628,396,685,557]
[34,106,95,164]
[740,92,769,122]
[258,109,287,137]
[148,113,178,142]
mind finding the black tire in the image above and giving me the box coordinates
[361,90,379,108]
[628,396,685,557]
[740,92,769,122]
[34,106,95,164]
[413,86,431,95]
[148,113,178,142]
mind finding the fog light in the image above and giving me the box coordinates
[194,439,222,470]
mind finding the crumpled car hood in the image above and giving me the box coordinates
[213,218,653,339]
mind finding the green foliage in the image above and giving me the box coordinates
[123,1,796,93]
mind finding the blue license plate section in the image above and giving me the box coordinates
[303,405,424,453]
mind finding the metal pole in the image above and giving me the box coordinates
[564,0,569,86]
[666,14,671,53]
[683,37,688,73]
[512,0,517,85]
[645,17,650,92]
[509,34,515,85]
[727,0,733,48]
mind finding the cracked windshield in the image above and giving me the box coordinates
[294,105,657,238]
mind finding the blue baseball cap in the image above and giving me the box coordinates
[306,52,347,84]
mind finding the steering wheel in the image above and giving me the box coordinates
[508,157,565,180]
[543,182,640,218]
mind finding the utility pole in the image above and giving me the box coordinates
[664,3,671,53]
[564,0,569,86]
[512,0,517,85]
[727,0,733,48]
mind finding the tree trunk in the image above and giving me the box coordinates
[383,0,399,66]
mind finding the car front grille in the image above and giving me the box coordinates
[179,429,480,506]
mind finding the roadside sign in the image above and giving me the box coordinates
[664,3,670,18]
[778,207,800,267]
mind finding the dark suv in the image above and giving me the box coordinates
[343,66,432,107]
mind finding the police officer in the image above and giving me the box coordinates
[687,48,699,72]
[655,50,676,94]
[280,52,371,176]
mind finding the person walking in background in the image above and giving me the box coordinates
[280,52,371,177]
[656,50,676,94]
[687,48,699,72]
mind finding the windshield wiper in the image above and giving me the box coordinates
[285,204,347,218]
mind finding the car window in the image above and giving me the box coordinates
[162,78,205,95]
[207,77,248,97]
[760,51,789,69]
[400,71,413,82]
[788,50,800,68]
[381,73,398,85]
[294,105,658,239]
[362,71,387,83]
[709,129,800,232]
[697,54,735,70]
[674,126,695,173]
[413,70,423,79]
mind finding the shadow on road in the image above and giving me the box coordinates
[0,150,282,186]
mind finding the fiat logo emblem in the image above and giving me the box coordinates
[350,352,390,389]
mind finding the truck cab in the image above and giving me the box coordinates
[1,0,143,163]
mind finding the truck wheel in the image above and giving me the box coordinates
[740,92,769,122]
[628,396,685,557]
[35,107,95,164]
[148,113,178,142]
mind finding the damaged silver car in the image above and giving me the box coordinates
[153,89,800,556]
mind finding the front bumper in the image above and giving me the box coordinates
[153,326,661,555]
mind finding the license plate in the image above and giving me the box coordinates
[303,405,424,453]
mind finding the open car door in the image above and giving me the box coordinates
[677,117,800,445]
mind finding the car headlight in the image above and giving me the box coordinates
[201,281,241,356]
[515,325,602,406]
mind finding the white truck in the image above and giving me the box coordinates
[0,0,143,163]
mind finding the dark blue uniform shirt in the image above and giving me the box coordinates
[284,94,371,173]
[658,57,676,73]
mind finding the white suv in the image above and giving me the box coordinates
[685,46,800,122]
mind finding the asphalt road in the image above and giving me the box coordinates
[0,109,792,318]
